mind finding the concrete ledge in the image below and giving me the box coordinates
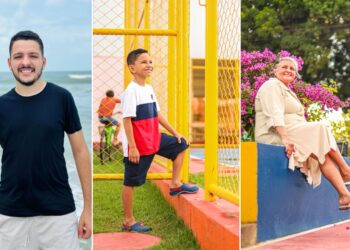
[257,143,350,242]
[150,164,239,250]
[241,223,257,248]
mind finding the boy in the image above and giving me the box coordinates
[121,48,198,232]
[97,89,121,146]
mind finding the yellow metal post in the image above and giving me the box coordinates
[180,0,190,183]
[176,0,183,150]
[241,142,258,222]
[209,184,238,204]
[176,0,189,183]
[144,0,150,51]
[204,0,218,201]
[168,0,176,127]
[94,173,173,180]
[93,28,177,36]
[133,0,139,48]
[124,0,132,88]
[168,0,176,172]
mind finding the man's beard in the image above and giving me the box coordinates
[12,67,43,86]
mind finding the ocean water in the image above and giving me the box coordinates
[0,71,92,250]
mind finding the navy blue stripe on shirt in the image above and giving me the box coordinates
[132,102,158,121]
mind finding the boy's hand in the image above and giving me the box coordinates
[129,146,140,164]
[174,132,188,145]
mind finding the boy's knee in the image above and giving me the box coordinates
[122,185,134,191]
[173,149,186,162]
[178,150,186,156]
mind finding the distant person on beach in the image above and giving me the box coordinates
[121,48,198,232]
[97,89,121,146]
[0,30,91,249]
[255,56,350,210]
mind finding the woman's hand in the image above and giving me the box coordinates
[275,126,295,158]
[282,137,295,158]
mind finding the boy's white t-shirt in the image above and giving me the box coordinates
[121,81,160,157]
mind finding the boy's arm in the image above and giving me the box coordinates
[115,98,121,103]
[158,112,188,144]
[67,130,91,239]
[123,117,140,164]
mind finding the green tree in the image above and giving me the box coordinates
[242,0,350,98]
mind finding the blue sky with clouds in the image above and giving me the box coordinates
[0,0,91,72]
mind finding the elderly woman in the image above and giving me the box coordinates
[255,57,350,210]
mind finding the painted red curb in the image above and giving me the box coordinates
[93,232,161,250]
[149,163,239,250]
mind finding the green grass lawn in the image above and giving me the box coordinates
[189,173,204,188]
[93,153,200,250]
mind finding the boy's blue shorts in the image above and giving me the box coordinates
[123,133,189,187]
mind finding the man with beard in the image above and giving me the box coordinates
[0,31,91,250]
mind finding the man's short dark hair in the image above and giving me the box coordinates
[106,90,114,97]
[9,30,44,55]
[127,48,148,65]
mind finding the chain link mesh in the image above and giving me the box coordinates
[217,0,240,200]
[93,0,172,174]
[93,0,239,204]
[94,0,124,173]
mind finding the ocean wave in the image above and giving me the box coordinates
[68,74,91,79]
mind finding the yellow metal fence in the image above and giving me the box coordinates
[204,0,240,205]
[93,0,240,206]
[93,0,190,181]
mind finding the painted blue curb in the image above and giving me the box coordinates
[257,143,350,242]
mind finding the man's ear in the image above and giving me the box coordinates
[42,56,47,69]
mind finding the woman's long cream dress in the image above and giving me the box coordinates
[255,78,338,188]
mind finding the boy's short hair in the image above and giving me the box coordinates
[127,48,148,65]
[9,30,44,55]
[106,90,114,97]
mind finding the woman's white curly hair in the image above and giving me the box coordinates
[274,57,301,79]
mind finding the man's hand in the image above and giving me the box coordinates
[129,146,140,164]
[78,208,91,239]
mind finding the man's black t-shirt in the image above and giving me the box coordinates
[0,82,82,217]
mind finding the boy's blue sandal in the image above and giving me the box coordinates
[121,221,152,232]
[169,183,199,196]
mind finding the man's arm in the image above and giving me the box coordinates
[158,112,188,144]
[123,117,140,164]
[68,130,92,239]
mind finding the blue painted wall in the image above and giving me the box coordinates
[257,143,350,242]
